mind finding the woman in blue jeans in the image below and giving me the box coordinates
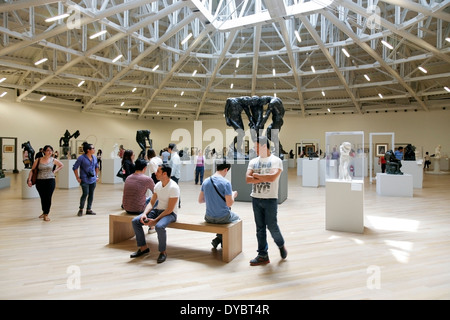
[73,143,99,216]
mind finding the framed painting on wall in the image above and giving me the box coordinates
[375,143,388,157]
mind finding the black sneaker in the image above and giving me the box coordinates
[157,252,167,263]
[86,210,96,215]
[279,246,288,259]
[250,255,270,266]
[77,209,83,216]
[211,237,222,249]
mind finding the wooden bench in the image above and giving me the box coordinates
[109,211,242,263]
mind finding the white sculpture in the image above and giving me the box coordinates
[339,142,352,181]
[111,143,119,159]
[434,145,441,159]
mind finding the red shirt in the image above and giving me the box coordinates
[122,174,155,213]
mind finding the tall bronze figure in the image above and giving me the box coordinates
[21,141,35,169]
[59,130,80,159]
[136,130,152,159]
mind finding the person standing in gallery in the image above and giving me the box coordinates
[73,143,99,216]
[27,145,64,221]
[168,143,181,183]
[121,149,136,182]
[424,152,431,169]
[194,149,205,185]
[246,136,287,266]
[378,155,387,173]
[96,149,102,171]
[161,148,171,164]
[394,146,404,160]
[147,148,162,184]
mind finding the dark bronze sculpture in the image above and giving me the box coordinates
[136,130,152,159]
[403,144,416,161]
[59,130,80,159]
[21,141,35,169]
[385,150,403,174]
[224,96,253,158]
[224,95,286,159]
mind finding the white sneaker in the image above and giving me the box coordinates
[148,227,156,234]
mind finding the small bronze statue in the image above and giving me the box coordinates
[59,130,80,159]
[21,141,35,168]
[385,150,403,174]
[136,129,151,159]
[403,144,416,161]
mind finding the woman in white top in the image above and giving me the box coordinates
[147,148,163,184]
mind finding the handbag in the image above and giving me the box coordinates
[31,158,40,185]
[116,166,125,179]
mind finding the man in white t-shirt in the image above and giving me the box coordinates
[246,136,287,266]
[130,164,180,263]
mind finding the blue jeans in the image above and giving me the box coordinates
[252,197,284,256]
[195,166,204,184]
[79,182,96,210]
[205,211,240,240]
[132,209,177,252]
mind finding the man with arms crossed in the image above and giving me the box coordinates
[130,164,180,263]
[246,136,287,266]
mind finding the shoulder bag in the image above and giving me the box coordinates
[31,158,41,185]
[210,177,226,202]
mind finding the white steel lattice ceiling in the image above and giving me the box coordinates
[0,0,449,120]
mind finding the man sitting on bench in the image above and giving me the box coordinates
[130,164,180,264]
[198,159,240,249]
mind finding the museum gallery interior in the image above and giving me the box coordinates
[0,0,450,301]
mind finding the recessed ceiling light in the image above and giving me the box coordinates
[0,77,6,83]
[152,65,159,71]
[77,80,85,87]
[132,87,137,92]
[418,66,427,73]
[311,66,316,73]
[446,37,450,43]
[444,86,450,93]
[120,102,124,106]
[34,58,48,65]
[364,74,371,81]
[112,54,123,63]
[322,91,325,96]
[89,30,107,39]
[45,13,70,23]
[341,48,350,57]
[40,96,46,101]
[180,91,184,96]
[181,33,192,45]
[378,93,383,98]
[192,70,197,76]
[272,68,276,76]
[174,104,177,108]
[294,30,302,43]
[381,40,393,50]
[0,92,7,97]
[230,83,234,89]
[236,59,240,68]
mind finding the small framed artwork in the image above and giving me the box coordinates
[376,143,388,157]
[3,145,14,153]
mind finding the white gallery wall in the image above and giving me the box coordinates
[1,89,449,171]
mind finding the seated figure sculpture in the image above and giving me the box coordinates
[385,150,403,174]
[339,142,352,181]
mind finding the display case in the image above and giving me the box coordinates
[325,131,365,182]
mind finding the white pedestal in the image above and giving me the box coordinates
[288,159,295,168]
[0,176,11,189]
[320,159,337,186]
[22,169,39,198]
[297,158,303,176]
[58,159,78,189]
[376,173,413,197]
[302,158,319,187]
[102,158,122,184]
[180,161,195,182]
[326,180,364,233]
[401,160,423,188]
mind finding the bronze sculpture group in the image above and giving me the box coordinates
[224,95,286,159]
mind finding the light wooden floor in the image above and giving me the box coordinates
[0,168,449,300]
